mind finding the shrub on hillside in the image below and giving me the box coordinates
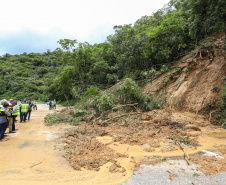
[82,85,100,101]
[118,78,144,104]
[91,94,115,114]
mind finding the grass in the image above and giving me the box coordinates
[167,136,191,145]
[193,172,200,177]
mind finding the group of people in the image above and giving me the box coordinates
[0,99,37,142]
[49,99,56,110]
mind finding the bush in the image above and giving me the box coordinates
[82,85,100,100]
[118,78,144,104]
[45,112,64,125]
[73,109,88,118]
[143,95,165,111]
[91,94,115,114]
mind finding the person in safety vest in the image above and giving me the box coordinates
[19,101,23,122]
[33,101,37,110]
[0,100,3,108]
[53,99,56,109]
[1,99,9,132]
[0,103,11,141]
[27,99,34,121]
[11,100,19,132]
[20,100,29,122]
[8,100,14,133]
[0,99,7,108]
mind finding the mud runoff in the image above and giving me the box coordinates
[63,110,226,184]
[1,105,226,185]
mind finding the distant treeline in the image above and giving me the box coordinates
[1,0,225,103]
[0,51,61,101]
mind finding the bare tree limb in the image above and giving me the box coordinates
[101,112,143,126]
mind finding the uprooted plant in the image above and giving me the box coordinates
[45,78,167,126]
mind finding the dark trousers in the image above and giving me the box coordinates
[34,105,37,110]
[20,111,22,122]
[0,122,7,139]
[12,116,17,131]
[4,121,9,132]
[27,110,31,120]
[21,112,27,122]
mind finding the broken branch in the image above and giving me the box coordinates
[96,103,139,121]
[176,141,191,166]
[101,112,143,125]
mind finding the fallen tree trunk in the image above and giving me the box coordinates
[176,141,191,166]
[96,103,139,121]
[101,112,143,126]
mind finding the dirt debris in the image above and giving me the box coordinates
[109,163,126,173]
[190,154,226,175]
[62,111,202,172]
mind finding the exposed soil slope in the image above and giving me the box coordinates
[143,32,226,113]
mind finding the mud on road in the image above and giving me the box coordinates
[63,109,226,184]
[0,104,130,185]
[1,105,226,185]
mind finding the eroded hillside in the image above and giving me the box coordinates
[143,32,226,114]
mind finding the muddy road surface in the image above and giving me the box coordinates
[0,104,125,185]
[1,104,226,185]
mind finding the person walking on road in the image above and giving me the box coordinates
[0,103,12,141]
[27,99,34,121]
[20,100,29,122]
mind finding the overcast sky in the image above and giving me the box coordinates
[0,0,169,55]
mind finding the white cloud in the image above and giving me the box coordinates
[0,0,169,54]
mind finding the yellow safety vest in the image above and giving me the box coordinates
[21,104,29,112]
[12,105,19,116]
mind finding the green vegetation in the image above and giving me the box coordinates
[167,136,191,145]
[48,0,225,104]
[45,109,88,126]
[193,172,200,177]
[1,0,225,120]
[45,78,166,125]
[0,51,61,101]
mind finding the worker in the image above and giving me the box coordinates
[33,101,37,110]
[49,100,52,110]
[8,100,14,133]
[27,99,34,121]
[20,100,29,122]
[11,100,19,131]
[1,99,8,132]
[0,103,12,141]
[53,99,56,109]
[0,99,7,107]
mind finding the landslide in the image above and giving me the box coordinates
[143,32,226,115]
[51,33,226,177]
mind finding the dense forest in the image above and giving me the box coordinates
[0,0,225,103]
[0,51,61,100]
